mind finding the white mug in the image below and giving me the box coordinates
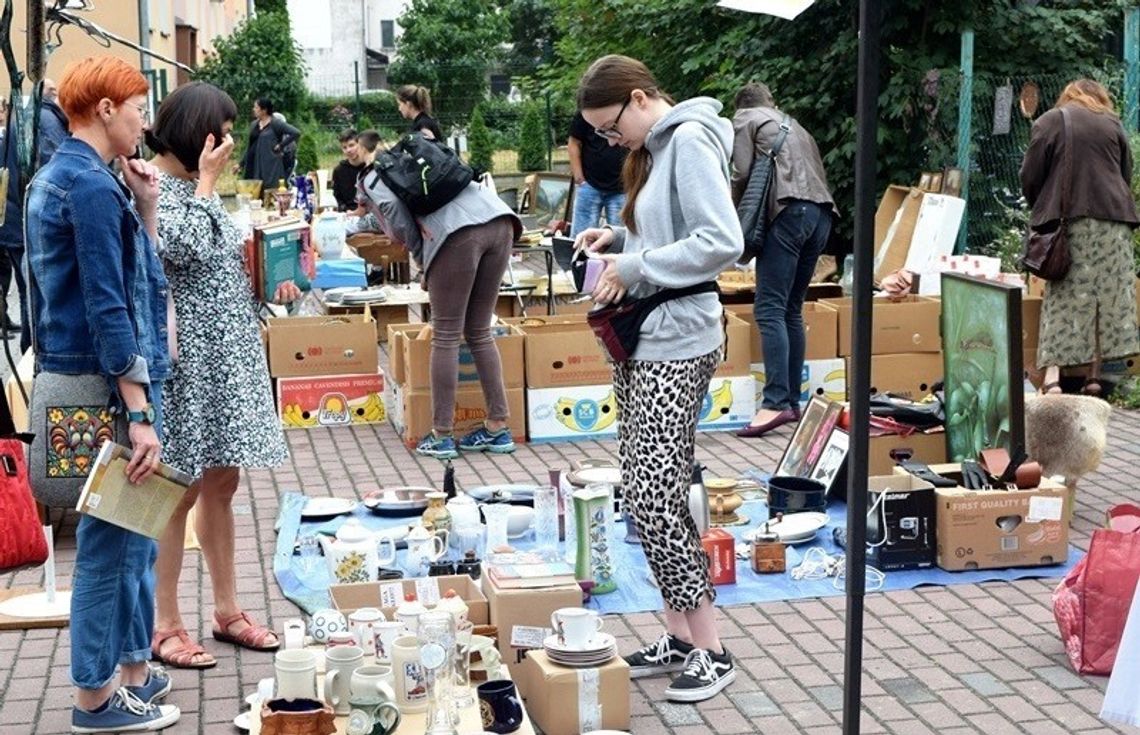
[372,620,405,663]
[390,635,429,713]
[274,649,318,699]
[323,645,364,715]
[349,607,386,655]
[282,618,306,650]
[551,607,603,649]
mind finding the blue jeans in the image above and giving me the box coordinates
[70,389,164,690]
[754,201,832,410]
[570,182,625,237]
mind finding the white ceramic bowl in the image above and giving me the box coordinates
[507,506,535,538]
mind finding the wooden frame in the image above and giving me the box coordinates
[941,167,963,197]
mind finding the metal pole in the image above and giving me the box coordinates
[954,29,974,254]
[137,0,152,72]
[545,89,553,171]
[26,0,44,84]
[354,60,363,126]
[842,1,880,732]
[1125,8,1139,134]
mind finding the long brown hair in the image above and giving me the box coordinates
[397,84,433,115]
[577,55,668,234]
[1056,79,1117,117]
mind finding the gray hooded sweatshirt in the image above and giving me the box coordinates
[609,97,744,362]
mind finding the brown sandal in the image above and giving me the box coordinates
[151,628,217,669]
[1040,381,1063,395]
[212,610,280,652]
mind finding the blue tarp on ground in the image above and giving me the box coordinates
[273,491,1082,616]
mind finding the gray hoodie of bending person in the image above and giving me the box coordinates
[608,97,744,362]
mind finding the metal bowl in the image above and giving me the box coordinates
[362,486,434,516]
[465,484,539,505]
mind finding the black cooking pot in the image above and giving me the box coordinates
[767,476,827,515]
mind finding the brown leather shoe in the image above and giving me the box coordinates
[736,408,797,438]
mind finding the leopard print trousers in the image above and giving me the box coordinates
[612,350,720,612]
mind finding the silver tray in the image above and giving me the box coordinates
[362,486,434,515]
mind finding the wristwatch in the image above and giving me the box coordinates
[126,404,156,425]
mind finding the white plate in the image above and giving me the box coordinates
[543,631,616,655]
[569,467,622,487]
[234,711,251,731]
[244,692,258,706]
[301,497,358,518]
[745,512,830,543]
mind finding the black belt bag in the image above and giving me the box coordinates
[587,282,719,362]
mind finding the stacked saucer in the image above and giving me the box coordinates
[543,632,618,668]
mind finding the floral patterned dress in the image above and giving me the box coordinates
[156,173,288,478]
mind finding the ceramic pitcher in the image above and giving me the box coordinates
[404,523,448,577]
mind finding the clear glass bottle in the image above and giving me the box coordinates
[418,610,458,734]
[840,253,855,296]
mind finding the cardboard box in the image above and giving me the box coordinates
[822,295,941,356]
[346,232,406,267]
[483,573,582,667]
[873,185,924,284]
[846,353,943,400]
[701,529,737,585]
[866,474,936,571]
[391,384,526,448]
[928,468,1070,571]
[277,372,385,429]
[1022,295,1042,349]
[396,323,525,391]
[716,311,752,378]
[323,301,417,343]
[901,194,966,276]
[867,430,946,475]
[725,302,838,362]
[517,651,630,735]
[751,358,847,406]
[267,308,379,377]
[329,575,489,624]
[525,376,754,442]
[506,315,613,388]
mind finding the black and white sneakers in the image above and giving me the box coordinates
[623,633,693,679]
[664,647,736,702]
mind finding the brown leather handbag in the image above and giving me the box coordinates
[1021,107,1073,281]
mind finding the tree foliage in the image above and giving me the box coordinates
[517,102,547,171]
[496,0,560,76]
[468,104,495,173]
[388,0,509,126]
[195,11,307,122]
[254,0,287,12]
[539,0,1129,248]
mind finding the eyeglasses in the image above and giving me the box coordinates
[594,96,631,140]
[125,101,150,124]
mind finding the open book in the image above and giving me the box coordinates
[76,442,193,539]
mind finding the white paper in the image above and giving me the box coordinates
[379,582,403,609]
[415,578,441,606]
[510,625,550,649]
[1027,496,1064,523]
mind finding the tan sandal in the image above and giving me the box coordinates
[151,628,217,669]
[212,610,280,652]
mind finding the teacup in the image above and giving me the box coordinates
[551,607,603,649]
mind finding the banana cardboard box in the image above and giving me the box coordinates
[847,352,943,401]
[278,372,386,429]
[526,376,754,442]
[750,358,847,407]
[724,302,838,362]
[391,383,526,448]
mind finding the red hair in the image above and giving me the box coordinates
[57,56,149,125]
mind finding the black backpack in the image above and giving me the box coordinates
[367,133,474,215]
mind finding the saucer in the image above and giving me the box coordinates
[233,711,251,731]
[300,497,358,519]
[544,631,616,655]
[745,512,830,544]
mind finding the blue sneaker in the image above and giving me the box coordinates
[459,425,516,454]
[72,687,180,733]
[416,432,459,460]
[125,663,172,704]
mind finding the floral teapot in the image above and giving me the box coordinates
[319,519,396,584]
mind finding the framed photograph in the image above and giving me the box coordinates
[929,172,943,193]
[941,273,1025,462]
[941,167,963,197]
[917,172,933,191]
[775,396,840,478]
[809,428,849,494]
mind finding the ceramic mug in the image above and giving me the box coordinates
[349,664,395,702]
[323,645,363,715]
[326,630,357,650]
[274,649,318,700]
[551,607,604,649]
[372,620,405,663]
[349,607,386,655]
[477,679,524,734]
[390,635,429,713]
[347,695,401,735]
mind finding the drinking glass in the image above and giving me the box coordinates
[418,611,458,734]
[451,618,475,708]
[533,486,559,552]
[482,504,510,551]
[298,535,321,576]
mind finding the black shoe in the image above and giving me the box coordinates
[623,633,693,679]
[664,647,736,703]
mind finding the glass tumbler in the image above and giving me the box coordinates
[298,535,321,576]
[451,618,475,708]
[482,504,511,551]
[533,486,559,553]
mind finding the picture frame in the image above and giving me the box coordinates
[808,428,849,494]
[928,172,943,193]
[940,273,1025,462]
[917,172,934,191]
[941,167,963,197]
[775,396,841,478]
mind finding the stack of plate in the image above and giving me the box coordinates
[543,632,617,668]
[744,512,830,545]
[340,287,388,304]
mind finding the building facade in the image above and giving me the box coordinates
[288,0,407,96]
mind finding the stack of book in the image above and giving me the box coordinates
[484,552,577,589]
[244,219,313,301]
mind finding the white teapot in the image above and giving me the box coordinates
[404,523,448,577]
[320,519,396,584]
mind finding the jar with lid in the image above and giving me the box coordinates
[750,520,786,574]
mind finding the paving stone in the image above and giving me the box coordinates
[729,689,781,717]
[960,671,1014,697]
[809,684,844,711]
[652,701,704,726]
[878,677,938,704]
[1033,664,1090,691]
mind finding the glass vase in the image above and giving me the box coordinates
[573,484,617,594]
[417,611,457,735]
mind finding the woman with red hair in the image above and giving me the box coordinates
[24,56,180,732]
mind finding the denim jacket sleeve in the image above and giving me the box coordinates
[69,174,150,384]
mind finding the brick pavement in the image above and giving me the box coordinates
[3,404,1140,734]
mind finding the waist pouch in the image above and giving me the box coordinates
[587,282,718,362]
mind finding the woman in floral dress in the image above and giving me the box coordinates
[147,82,297,668]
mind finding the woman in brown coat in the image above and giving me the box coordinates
[1020,79,1140,396]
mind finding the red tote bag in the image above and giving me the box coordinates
[0,390,47,573]
[1053,507,1140,675]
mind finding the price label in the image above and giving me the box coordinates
[415,578,441,606]
[510,625,551,649]
[379,582,403,608]
[1027,495,1064,523]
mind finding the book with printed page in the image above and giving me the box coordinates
[485,553,577,589]
[247,220,313,301]
[75,442,193,539]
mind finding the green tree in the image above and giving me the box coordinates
[517,102,547,171]
[468,104,495,173]
[295,133,319,175]
[195,11,307,120]
[387,0,508,126]
[497,0,560,77]
[254,0,287,12]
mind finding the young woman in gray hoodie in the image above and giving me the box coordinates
[575,54,744,704]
